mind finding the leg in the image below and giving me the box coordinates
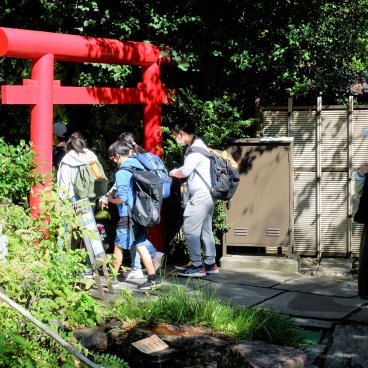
[133,225,155,276]
[201,198,216,265]
[130,240,157,269]
[124,245,144,279]
[358,224,368,297]
[133,225,161,290]
[144,239,166,271]
[136,245,155,275]
[113,227,131,274]
[129,245,142,270]
[182,195,213,267]
[145,240,157,258]
[112,244,123,274]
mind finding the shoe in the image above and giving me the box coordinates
[83,272,94,279]
[111,280,123,289]
[152,252,166,272]
[204,263,219,274]
[123,269,144,279]
[177,265,206,277]
[138,276,161,290]
[96,276,122,289]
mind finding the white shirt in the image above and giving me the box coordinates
[170,138,211,196]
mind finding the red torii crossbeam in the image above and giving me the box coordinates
[0,27,171,249]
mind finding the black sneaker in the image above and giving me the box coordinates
[138,276,161,290]
[177,264,206,277]
[204,263,219,274]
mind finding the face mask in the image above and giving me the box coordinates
[176,136,186,146]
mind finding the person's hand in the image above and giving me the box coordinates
[98,200,108,209]
[359,163,368,176]
[169,169,177,177]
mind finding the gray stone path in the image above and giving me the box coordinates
[89,258,368,367]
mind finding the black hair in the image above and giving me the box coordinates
[66,132,87,154]
[108,141,131,158]
[171,120,196,135]
[118,132,146,154]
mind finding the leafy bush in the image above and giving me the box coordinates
[0,138,44,206]
[0,191,128,367]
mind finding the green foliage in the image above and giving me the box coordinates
[0,318,71,367]
[167,88,254,148]
[113,284,305,348]
[0,139,44,206]
[0,190,127,367]
[93,353,130,368]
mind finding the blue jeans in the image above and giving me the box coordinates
[130,240,157,270]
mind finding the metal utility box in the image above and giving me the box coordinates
[223,138,294,257]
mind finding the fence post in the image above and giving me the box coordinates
[316,96,322,257]
[347,95,354,256]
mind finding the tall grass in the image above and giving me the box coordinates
[113,282,305,348]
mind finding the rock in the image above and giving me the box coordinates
[220,340,307,368]
[325,325,368,368]
[74,326,108,350]
[78,322,308,367]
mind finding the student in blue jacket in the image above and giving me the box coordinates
[107,140,160,290]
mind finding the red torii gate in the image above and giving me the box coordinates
[0,27,171,249]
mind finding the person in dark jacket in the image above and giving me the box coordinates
[52,122,67,169]
[354,163,368,299]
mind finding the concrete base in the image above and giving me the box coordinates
[220,255,300,273]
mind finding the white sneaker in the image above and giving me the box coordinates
[123,269,144,279]
[99,277,123,289]
[152,252,166,272]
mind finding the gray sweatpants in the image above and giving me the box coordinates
[183,191,216,267]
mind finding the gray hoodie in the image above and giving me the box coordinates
[57,148,97,199]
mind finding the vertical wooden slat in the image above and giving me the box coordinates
[288,97,293,136]
[348,96,354,255]
[316,96,322,257]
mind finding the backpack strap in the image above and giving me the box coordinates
[116,166,136,236]
[185,145,212,158]
[185,146,212,191]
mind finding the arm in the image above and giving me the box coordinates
[99,183,116,209]
[108,170,130,205]
[169,153,203,178]
[355,163,368,196]
[56,163,73,199]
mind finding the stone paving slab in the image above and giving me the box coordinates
[272,275,358,297]
[292,317,333,329]
[259,292,363,319]
[317,258,353,277]
[200,282,284,307]
[346,304,368,323]
[161,275,211,291]
[206,268,301,287]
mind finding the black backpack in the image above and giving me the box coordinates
[135,152,172,199]
[186,146,240,207]
[120,167,163,227]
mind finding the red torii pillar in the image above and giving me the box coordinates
[0,27,171,250]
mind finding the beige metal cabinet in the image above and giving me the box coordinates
[223,138,294,257]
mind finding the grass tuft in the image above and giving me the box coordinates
[113,281,305,348]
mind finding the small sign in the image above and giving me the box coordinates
[131,335,169,354]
